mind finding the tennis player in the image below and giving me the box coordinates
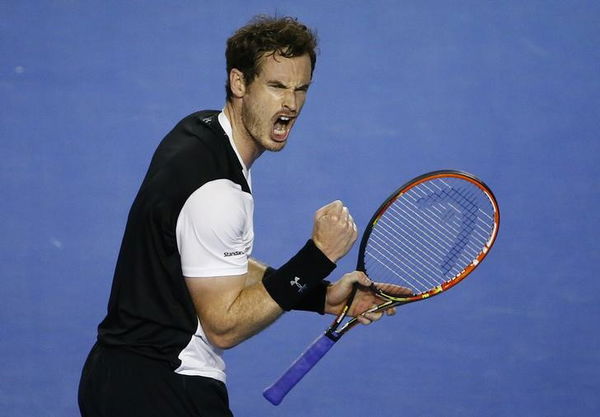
[78,15,404,417]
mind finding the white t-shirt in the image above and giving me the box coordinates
[173,112,253,382]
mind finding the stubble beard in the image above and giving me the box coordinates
[241,101,286,153]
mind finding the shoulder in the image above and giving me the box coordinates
[154,110,250,194]
[182,179,253,224]
[163,110,227,156]
[131,110,249,223]
[173,110,223,138]
[142,111,231,190]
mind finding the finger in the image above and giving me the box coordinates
[319,200,343,216]
[351,271,372,287]
[350,219,358,240]
[340,275,370,296]
[361,310,384,323]
[342,205,349,219]
[346,213,357,231]
[374,283,414,297]
[335,272,369,297]
[336,274,358,293]
[385,307,397,316]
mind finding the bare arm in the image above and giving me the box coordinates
[185,267,282,350]
[245,258,269,286]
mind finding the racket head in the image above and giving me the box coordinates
[357,170,499,303]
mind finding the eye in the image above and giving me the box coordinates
[268,82,287,90]
[296,84,310,94]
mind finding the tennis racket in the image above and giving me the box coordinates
[263,170,500,405]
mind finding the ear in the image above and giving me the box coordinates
[229,69,246,99]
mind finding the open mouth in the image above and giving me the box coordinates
[272,115,294,141]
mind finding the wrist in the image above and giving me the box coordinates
[294,280,331,314]
[311,238,337,263]
[262,240,336,311]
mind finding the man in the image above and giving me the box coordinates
[79,15,409,417]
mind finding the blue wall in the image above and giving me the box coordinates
[1,1,599,416]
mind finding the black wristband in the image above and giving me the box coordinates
[294,280,330,314]
[262,240,336,311]
[264,267,330,314]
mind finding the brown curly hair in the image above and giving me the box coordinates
[225,15,318,101]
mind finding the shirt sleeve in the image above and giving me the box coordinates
[176,179,254,278]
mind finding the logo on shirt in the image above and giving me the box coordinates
[224,250,245,257]
[224,245,251,258]
[290,277,307,294]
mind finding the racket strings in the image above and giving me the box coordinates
[369,215,447,287]
[366,236,438,290]
[381,196,478,278]
[364,177,496,295]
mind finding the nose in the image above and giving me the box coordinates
[282,89,298,112]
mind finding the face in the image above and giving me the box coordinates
[240,53,312,152]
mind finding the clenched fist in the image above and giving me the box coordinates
[311,200,358,263]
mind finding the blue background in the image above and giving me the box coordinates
[1,1,599,416]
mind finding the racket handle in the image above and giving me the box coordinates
[263,333,336,405]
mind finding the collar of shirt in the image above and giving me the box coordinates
[218,111,252,189]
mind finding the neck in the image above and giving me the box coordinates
[223,101,263,169]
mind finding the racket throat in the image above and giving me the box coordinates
[325,330,342,342]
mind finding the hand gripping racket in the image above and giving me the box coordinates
[263,170,500,405]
